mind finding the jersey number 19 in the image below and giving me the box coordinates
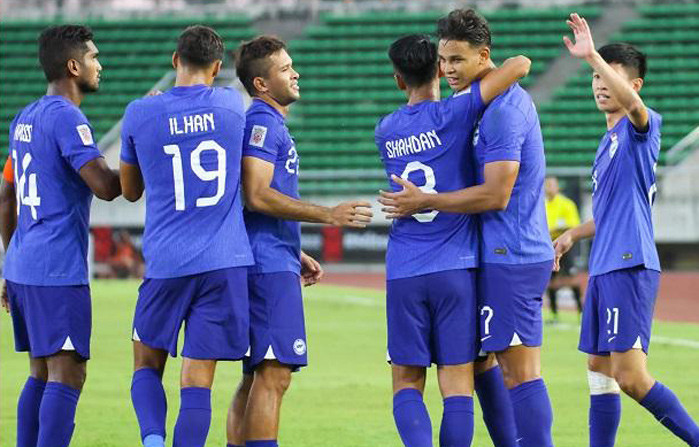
[164,139,226,211]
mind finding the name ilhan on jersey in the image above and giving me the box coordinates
[385,130,442,159]
[168,113,215,136]
[13,123,33,143]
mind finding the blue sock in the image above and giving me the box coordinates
[475,366,518,447]
[17,376,46,447]
[37,382,80,447]
[589,394,621,447]
[245,441,278,447]
[228,444,244,447]
[393,388,433,447]
[173,387,211,447]
[509,379,554,447]
[640,381,699,446]
[439,395,473,447]
[131,368,167,445]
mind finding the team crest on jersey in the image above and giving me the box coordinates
[293,338,306,355]
[608,133,619,159]
[249,125,268,147]
[76,124,93,145]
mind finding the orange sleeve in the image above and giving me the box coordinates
[2,157,13,184]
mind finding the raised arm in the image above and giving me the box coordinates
[479,55,531,104]
[80,158,121,201]
[243,156,372,227]
[564,13,648,130]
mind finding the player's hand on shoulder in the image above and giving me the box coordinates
[1,281,9,313]
[300,251,323,287]
[329,200,373,228]
[378,175,427,219]
[552,231,575,272]
[563,13,596,60]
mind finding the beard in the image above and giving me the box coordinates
[78,76,99,93]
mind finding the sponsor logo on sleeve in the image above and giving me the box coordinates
[249,125,268,147]
[76,124,94,145]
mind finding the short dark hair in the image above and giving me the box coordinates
[235,35,287,96]
[388,34,438,88]
[436,8,491,47]
[38,25,94,82]
[598,43,647,79]
[176,25,224,69]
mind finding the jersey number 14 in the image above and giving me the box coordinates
[164,140,226,211]
[12,150,41,220]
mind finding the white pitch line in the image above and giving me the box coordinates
[310,293,699,350]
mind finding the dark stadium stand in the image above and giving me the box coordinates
[539,3,699,166]
[1,4,697,196]
[0,17,256,158]
[288,7,601,195]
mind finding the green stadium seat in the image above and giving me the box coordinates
[0,17,257,158]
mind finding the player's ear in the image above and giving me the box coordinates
[394,73,407,91]
[211,60,222,79]
[172,52,178,70]
[632,77,644,93]
[66,58,80,78]
[479,46,491,65]
[252,76,267,94]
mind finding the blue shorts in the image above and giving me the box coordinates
[478,261,552,353]
[579,266,660,356]
[386,269,478,367]
[243,272,307,374]
[132,267,249,360]
[7,281,91,359]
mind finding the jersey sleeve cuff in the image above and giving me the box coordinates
[484,149,521,163]
[120,153,138,165]
[72,152,103,173]
[242,150,276,164]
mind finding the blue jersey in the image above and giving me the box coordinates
[376,83,485,280]
[588,109,661,276]
[242,99,301,275]
[121,85,253,279]
[474,84,553,265]
[4,96,102,286]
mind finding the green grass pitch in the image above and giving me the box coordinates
[2,279,699,446]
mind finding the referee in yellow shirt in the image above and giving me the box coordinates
[545,176,583,321]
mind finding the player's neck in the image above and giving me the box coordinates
[46,81,84,107]
[406,81,439,106]
[475,61,497,81]
[174,72,212,88]
[604,110,626,130]
[256,95,290,117]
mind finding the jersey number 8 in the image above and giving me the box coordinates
[164,140,226,211]
[400,161,438,223]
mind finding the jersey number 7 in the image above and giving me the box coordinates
[164,140,226,211]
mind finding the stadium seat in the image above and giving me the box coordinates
[287,7,601,194]
[538,3,699,168]
[0,17,256,154]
